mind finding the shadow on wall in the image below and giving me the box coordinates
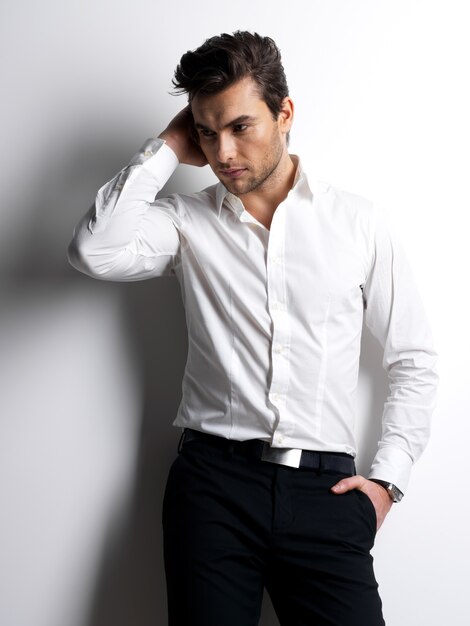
[82,277,188,626]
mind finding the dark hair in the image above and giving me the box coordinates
[172,31,289,120]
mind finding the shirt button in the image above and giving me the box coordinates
[271,393,280,402]
[274,345,284,354]
[144,149,153,157]
[277,435,284,444]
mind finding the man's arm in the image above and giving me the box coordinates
[68,107,206,281]
[332,203,439,529]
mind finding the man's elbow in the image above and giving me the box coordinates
[67,237,82,270]
[67,238,108,278]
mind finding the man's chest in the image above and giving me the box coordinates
[177,193,370,326]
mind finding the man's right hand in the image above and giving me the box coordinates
[158,106,208,167]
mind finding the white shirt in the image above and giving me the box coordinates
[68,138,438,493]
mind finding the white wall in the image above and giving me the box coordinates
[1,1,468,624]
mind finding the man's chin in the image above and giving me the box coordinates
[219,176,264,197]
[219,179,251,196]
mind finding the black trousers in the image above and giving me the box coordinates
[162,436,385,626]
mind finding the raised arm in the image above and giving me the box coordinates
[67,107,206,281]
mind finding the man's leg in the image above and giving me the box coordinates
[264,468,385,626]
[162,438,271,626]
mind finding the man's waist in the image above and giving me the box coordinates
[179,428,356,475]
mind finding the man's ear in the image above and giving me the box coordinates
[278,96,294,135]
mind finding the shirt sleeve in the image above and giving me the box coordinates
[362,203,439,494]
[67,138,182,281]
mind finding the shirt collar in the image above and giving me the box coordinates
[215,155,314,218]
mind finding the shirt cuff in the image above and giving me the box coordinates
[368,445,414,495]
[126,137,180,189]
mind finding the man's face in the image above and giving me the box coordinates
[191,77,291,197]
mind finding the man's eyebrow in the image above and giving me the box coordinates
[194,115,256,130]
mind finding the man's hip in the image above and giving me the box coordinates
[162,429,383,626]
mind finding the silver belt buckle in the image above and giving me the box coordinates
[261,443,303,468]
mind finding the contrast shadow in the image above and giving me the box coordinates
[83,277,188,626]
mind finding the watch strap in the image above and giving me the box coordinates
[369,478,404,503]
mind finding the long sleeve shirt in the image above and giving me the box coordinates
[68,137,439,493]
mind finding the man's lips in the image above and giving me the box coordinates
[219,168,247,179]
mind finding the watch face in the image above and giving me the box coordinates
[390,485,403,502]
[370,479,403,502]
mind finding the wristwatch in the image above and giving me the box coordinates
[369,479,404,503]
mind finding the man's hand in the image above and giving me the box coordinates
[331,475,393,531]
[158,106,208,167]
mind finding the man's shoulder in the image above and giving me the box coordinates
[157,183,222,228]
[299,160,375,218]
[170,182,220,208]
[315,181,374,211]
[307,176,376,225]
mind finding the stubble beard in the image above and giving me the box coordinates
[219,132,286,197]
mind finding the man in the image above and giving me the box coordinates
[68,31,438,626]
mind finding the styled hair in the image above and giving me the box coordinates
[172,31,289,120]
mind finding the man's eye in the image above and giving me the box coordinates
[233,124,247,133]
[200,129,215,138]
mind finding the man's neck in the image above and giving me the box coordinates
[240,154,297,229]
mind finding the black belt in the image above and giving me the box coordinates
[179,428,356,475]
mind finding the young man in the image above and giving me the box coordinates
[68,31,438,626]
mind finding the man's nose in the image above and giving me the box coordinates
[216,134,236,163]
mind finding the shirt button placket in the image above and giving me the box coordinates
[266,205,291,445]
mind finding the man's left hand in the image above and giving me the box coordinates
[330,475,393,531]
